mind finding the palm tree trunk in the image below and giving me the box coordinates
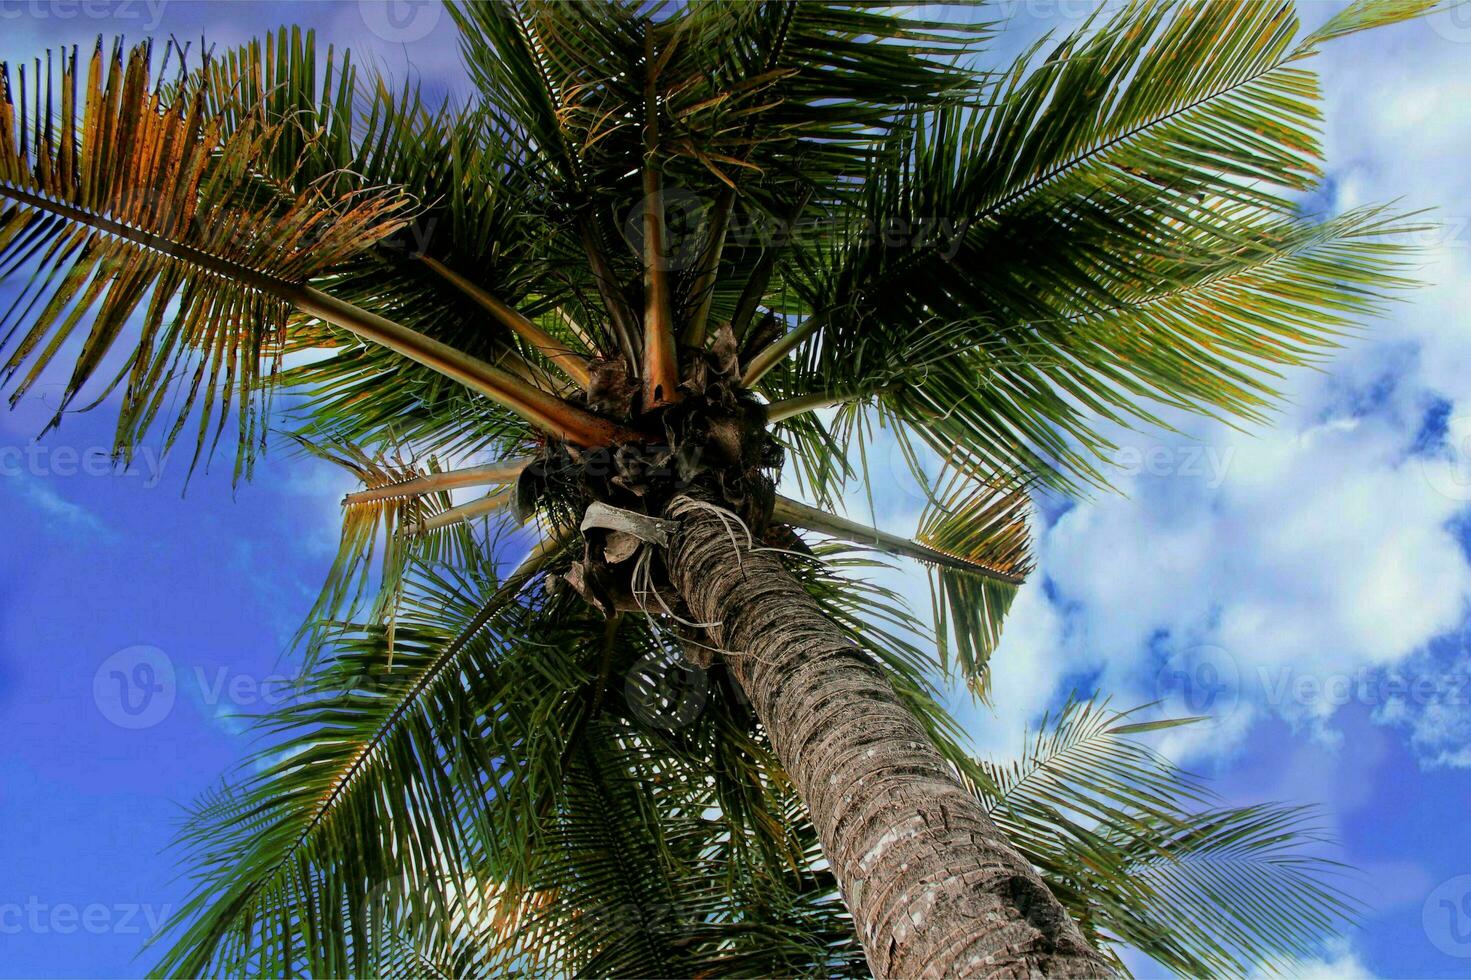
[664,498,1111,978]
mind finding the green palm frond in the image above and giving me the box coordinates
[346,716,862,980]
[972,697,1357,977]
[755,0,1429,491]
[769,403,860,513]
[154,534,980,978]
[980,698,1210,836]
[1100,804,1357,977]
[152,547,567,977]
[448,0,990,353]
[193,26,358,192]
[496,725,840,979]
[916,470,1035,697]
[288,437,492,664]
[279,341,541,465]
[769,466,1035,700]
[206,36,620,447]
[452,1,989,196]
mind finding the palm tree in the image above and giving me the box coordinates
[0,0,1428,975]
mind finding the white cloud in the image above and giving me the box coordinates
[943,394,1461,766]
[1254,938,1377,979]
[1371,642,1471,769]
[1122,937,1376,979]
[3,472,116,542]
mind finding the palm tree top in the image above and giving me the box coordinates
[0,0,1436,975]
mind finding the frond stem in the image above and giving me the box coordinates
[343,459,531,507]
[640,30,680,408]
[579,220,640,365]
[406,489,513,535]
[772,494,1026,585]
[681,186,733,349]
[219,536,562,956]
[292,287,638,446]
[742,311,826,386]
[765,391,851,422]
[417,255,593,387]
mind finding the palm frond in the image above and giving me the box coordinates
[0,39,407,478]
[916,470,1035,697]
[289,437,501,665]
[756,0,1428,491]
[341,458,531,506]
[974,697,1357,977]
[280,340,540,466]
[772,473,1034,699]
[1100,804,1357,977]
[152,545,567,977]
[0,37,633,478]
[448,0,991,363]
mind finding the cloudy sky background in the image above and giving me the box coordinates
[2,1,1471,976]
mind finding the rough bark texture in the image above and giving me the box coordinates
[665,498,1112,979]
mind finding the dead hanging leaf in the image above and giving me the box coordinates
[679,322,741,399]
[513,464,542,523]
[603,531,643,564]
[707,417,745,465]
[587,356,638,417]
[560,561,614,616]
[681,355,710,397]
[710,322,739,378]
[739,312,782,365]
[580,501,678,547]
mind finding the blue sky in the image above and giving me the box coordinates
[2,1,1471,977]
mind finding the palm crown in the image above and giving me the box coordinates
[0,0,1430,975]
